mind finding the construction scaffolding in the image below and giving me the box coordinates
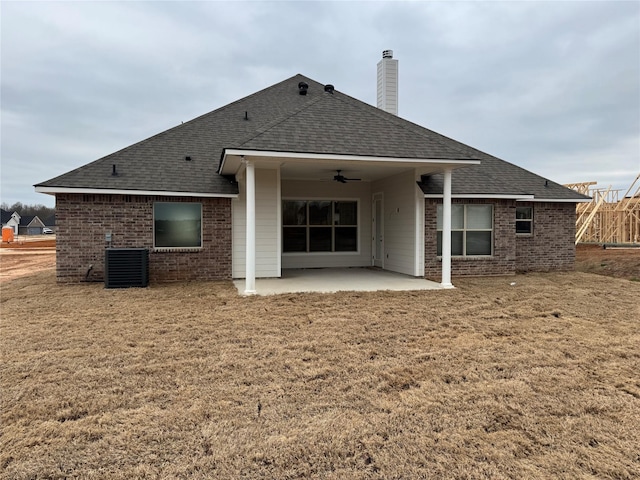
[565,174,640,245]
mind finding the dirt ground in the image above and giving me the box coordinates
[1,240,639,478]
[574,243,640,280]
[0,237,56,283]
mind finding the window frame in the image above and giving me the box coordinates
[436,204,494,257]
[153,202,203,250]
[516,206,533,236]
[282,198,359,254]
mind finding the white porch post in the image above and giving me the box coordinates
[441,168,454,288]
[244,158,257,294]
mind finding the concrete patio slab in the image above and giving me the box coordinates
[234,268,444,296]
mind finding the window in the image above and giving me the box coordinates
[516,206,533,235]
[437,204,493,256]
[154,202,202,248]
[283,200,357,253]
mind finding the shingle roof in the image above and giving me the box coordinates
[36,74,589,201]
[1,209,13,224]
[232,91,474,160]
[19,215,35,226]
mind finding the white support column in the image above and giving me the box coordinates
[441,168,454,288]
[414,169,425,277]
[244,158,256,294]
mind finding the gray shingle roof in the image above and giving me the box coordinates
[1,208,13,224]
[36,74,589,201]
[233,91,474,160]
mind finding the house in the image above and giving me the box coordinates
[35,52,590,291]
[1,209,21,235]
[17,215,46,236]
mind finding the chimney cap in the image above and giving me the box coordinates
[382,49,393,59]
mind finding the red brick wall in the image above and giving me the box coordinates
[515,202,576,272]
[424,199,577,280]
[55,194,232,283]
[424,199,517,280]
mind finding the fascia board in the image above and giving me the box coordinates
[220,149,480,175]
[424,194,535,200]
[35,186,238,198]
[523,198,592,203]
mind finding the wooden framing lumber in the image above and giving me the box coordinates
[566,174,640,245]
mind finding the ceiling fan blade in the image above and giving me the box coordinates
[333,170,359,183]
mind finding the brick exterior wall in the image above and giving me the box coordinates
[515,202,576,272]
[55,194,232,283]
[424,199,517,280]
[424,199,576,280]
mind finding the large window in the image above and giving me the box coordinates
[154,202,202,248]
[437,204,493,256]
[516,206,533,235]
[283,200,357,253]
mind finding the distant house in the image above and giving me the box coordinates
[18,215,46,235]
[1,209,21,235]
[35,53,589,290]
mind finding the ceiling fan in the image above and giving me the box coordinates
[333,170,361,183]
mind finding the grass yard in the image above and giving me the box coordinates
[1,266,640,479]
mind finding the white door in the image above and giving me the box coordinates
[372,193,384,268]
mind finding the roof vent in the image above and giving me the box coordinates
[298,82,309,95]
[112,164,118,176]
[185,156,192,161]
[324,84,335,94]
[382,49,393,59]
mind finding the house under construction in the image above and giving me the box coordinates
[566,174,640,245]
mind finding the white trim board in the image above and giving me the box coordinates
[35,186,238,198]
[220,149,480,174]
[424,194,535,200]
[423,194,590,202]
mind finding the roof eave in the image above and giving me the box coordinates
[219,148,480,175]
[424,193,535,200]
[524,197,592,203]
[423,193,592,202]
[34,186,238,198]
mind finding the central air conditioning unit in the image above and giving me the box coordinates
[104,248,149,288]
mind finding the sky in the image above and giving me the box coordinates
[1,1,639,208]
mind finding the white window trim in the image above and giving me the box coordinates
[516,206,534,236]
[437,204,494,257]
[282,198,360,254]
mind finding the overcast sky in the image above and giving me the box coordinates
[2,1,639,208]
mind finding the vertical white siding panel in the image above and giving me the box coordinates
[255,169,279,277]
[372,171,417,276]
[232,175,246,278]
[232,168,280,278]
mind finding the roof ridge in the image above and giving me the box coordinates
[329,91,478,160]
[332,90,588,198]
[234,94,326,148]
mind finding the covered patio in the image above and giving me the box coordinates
[233,267,443,296]
[221,150,478,295]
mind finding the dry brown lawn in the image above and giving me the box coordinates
[1,246,640,479]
